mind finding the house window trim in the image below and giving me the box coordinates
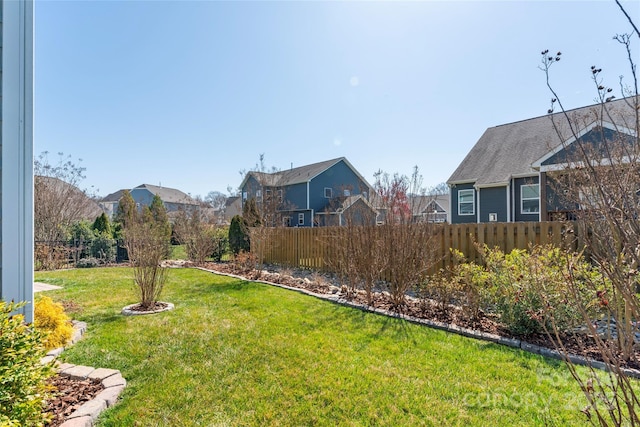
[520,184,540,214]
[458,189,475,216]
[324,187,332,198]
[298,213,305,225]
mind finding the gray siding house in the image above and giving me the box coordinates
[447,98,638,224]
[239,157,376,227]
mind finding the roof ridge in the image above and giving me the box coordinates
[492,97,634,129]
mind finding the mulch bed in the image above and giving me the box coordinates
[44,374,104,427]
[201,261,640,371]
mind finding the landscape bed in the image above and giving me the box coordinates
[36,266,600,426]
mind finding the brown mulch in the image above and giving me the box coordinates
[127,301,170,312]
[201,261,640,371]
[44,374,104,426]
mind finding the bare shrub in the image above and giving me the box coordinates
[173,208,224,265]
[122,195,171,310]
[375,168,440,309]
[539,6,640,423]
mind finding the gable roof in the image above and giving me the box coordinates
[132,184,199,205]
[409,194,450,215]
[101,189,127,203]
[447,97,638,187]
[240,157,372,190]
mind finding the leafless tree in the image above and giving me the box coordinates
[173,208,223,265]
[540,4,639,424]
[34,152,102,269]
[123,197,171,310]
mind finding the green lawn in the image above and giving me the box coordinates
[35,267,592,426]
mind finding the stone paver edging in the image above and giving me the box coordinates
[41,320,127,427]
[200,267,640,379]
[121,301,175,316]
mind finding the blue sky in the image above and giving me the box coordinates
[35,0,639,199]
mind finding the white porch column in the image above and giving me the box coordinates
[2,0,35,322]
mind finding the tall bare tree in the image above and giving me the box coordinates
[34,152,101,269]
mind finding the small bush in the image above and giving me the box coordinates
[233,251,259,276]
[229,215,250,255]
[34,296,74,350]
[418,250,491,321]
[90,233,116,262]
[0,300,54,427]
[481,245,600,336]
[76,257,102,268]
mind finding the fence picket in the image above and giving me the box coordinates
[250,221,577,273]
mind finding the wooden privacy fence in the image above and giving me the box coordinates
[250,221,581,273]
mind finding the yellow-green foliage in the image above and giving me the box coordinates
[0,300,54,427]
[34,296,73,350]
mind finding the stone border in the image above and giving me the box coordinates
[200,267,640,380]
[121,301,175,316]
[41,321,127,427]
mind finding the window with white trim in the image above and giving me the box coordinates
[256,190,262,198]
[343,189,351,197]
[298,213,305,225]
[521,184,540,214]
[283,216,291,227]
[458,189,475,216]
[265,189,271,199]
[242,192,247,201]
[324,187,332,198]
[277,189,283,202]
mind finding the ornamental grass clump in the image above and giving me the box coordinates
[0,301,54,427]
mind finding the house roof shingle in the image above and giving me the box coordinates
[133,184,199,205]
[447,97,638,187]
[241,157,372,190]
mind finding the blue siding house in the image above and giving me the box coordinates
[239,157,376,227]
[447,98,637,224]
[102,184,200,218]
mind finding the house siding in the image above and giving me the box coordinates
[130,188,156,211]
[479,186,507,223]
[283,182,307,211]
[308,160,368,212]
[451,183,476,224]
[242,175,261,201]
[542,127,636,167]
[513,176,540,222]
